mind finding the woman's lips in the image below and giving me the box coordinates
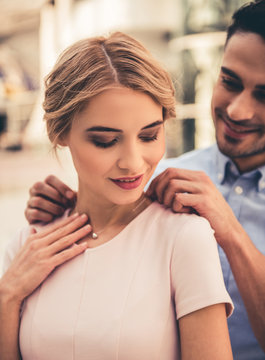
[110,175,143,190]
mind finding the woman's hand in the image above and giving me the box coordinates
[0,213,91,305]
[25,175,77,224]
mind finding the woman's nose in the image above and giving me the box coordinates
[117,143,144,173]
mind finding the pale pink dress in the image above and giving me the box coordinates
[3,202,233,360]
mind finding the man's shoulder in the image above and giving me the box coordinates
[156,145,217,174]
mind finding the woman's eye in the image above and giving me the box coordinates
[139,134,158,142]
[221,76,242,92]
[92,138,118,148]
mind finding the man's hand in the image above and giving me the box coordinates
[146,168,243,249]
[25,175,77,224]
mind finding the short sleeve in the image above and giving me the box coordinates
[2,211,71,276]
[2,227,32,275]
[170,215,233,319]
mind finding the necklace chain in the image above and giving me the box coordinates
[90,195,148,240]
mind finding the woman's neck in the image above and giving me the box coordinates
[73,189,150,233]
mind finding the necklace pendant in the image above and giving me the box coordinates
[91,232,98,240]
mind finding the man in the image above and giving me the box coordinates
[25,1,265,358]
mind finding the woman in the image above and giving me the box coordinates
[0,32,233,360]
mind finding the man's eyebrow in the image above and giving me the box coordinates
[221,66,241,81]
[221,66,265,90]
[85,120,163,133]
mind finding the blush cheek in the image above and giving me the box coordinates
[148,142,165,169]
[68,147,95,178]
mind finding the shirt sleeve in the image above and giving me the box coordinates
[170,215,233,319]
[2,226,31,275]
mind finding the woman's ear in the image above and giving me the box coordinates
[57,135,68,147]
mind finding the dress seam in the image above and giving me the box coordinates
[115,215,158,360]
[72,253,89,360]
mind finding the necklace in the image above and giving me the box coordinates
[90,195,148,240]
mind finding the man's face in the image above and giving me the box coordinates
[211,32,265,173]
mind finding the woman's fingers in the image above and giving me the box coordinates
[48,223,92,255]
[52,239,89,267]
[42,214,89,246]
[28,213,86,241]
[2,214,91,303]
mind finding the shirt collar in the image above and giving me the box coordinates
[215,145,265,191]
[215,147,233,184]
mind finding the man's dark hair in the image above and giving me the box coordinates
[226,0,265,45]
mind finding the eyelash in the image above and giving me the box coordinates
[221,76,242,91]
[92,134,158,148]
[221,77,265,103]
[254,91,265,103]
[92,139,118,148]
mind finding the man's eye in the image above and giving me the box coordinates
[92,139,118,148]
[254,90,265,103]
[221,76,242,91]
[139,134,158,142]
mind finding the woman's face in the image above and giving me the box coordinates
[64,87,165,205]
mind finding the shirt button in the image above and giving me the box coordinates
[235,186,243,195]
[260,181,265,189]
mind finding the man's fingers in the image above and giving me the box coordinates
[175,193,201,212]
[25,208,55,224]
[172,197,193,213]
[146,168,210,199]
[26,177,76,224]
[30,181,68,206]
[27,197,65,216]
[45,175,76,201]
[162,179,201,206]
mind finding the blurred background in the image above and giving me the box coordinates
[0,0,246,266]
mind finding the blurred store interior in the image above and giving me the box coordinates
[0,0,246,262]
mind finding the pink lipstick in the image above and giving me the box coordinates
[111,175,143,190]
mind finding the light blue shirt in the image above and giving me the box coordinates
[156,144,265,360]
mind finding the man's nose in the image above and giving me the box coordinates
[227,92,255,121]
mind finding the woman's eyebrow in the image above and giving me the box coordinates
[85,126,121,133]
[141,120,163,130]
[85,120,163,133]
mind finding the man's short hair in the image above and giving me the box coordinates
[226,0,265,45]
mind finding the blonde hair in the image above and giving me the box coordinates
[43,31,176,147]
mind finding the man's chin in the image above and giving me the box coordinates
[217,140,244,159]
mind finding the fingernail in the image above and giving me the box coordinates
[80,241,88,248]
[66,190,74,199]
[71,212,79,218]
[80,213,88,220]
